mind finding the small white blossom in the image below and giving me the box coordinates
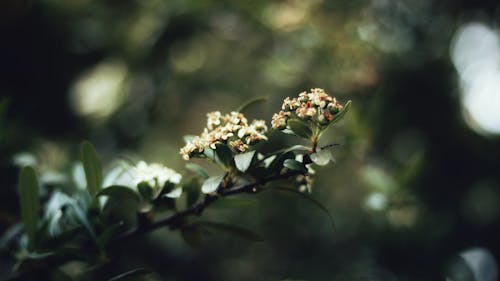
[133,161,182,198]
[272,88,345,129]
[180,111,268,160]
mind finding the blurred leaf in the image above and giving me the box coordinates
[287,119,313,139]
[310,149,332,166]
[214,144,234,167]
[185,163,209,179]
[80,141,103,198]
[0,223,22,250]
[209,197,258,209]
[268,151,295,174]
[66,200,98,244]
[98,185,140,204]
[24,251,55,260]
[107,268,152,281]
[265,187,336,231]
[235,150,256,172]
[18,166,40,251]
[97,222,124,247]
[180,225,204,248]
[183,178,201,207]
[44,191,75,237]
[263,155,277,168]
[50,269,74,281]
[283,159,307,173]
[164,187,183,198]
[137,182,153,200]
[329,100,351,125]
[236,97,268,113]
[201,174,224,194]
[196,221,262,242]
[203,147,216,160]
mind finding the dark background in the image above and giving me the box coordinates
[1,0,500,280]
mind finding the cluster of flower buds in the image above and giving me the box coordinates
[180,111,268,160]
[271,88,344,130]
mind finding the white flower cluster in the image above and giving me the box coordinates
[180,111,268,160]
[133,161,182,198]
[271,88,344,129]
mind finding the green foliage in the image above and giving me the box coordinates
[283,159,307,173]
[185,163,209,179]
[7,94,350,279]
[17,166,40,251]
[310,149,333,166]
[287,119,313,139]
[234,150,256,172]
[80,141,103,198]
[329,100,352,126]
[201,174,225,194]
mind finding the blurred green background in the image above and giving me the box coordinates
[1,0,500,280]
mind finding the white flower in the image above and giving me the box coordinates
[207,111,222,130]
[133,161,182,198]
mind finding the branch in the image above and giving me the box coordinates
[114,169,303,243]
[2,170,304,281]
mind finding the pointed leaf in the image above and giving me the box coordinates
[196,221,262,242]
[80,141,103,197]
[164,187,183,198]
[201,174,224,194]
[183,178,201,207]
[66,201,98,244]
[185,163,209,179]
[287,119,313,139]
[330,100,351,125]
[18,166,40,251]
[310,149,332,166]
[283,159,307,173]
[214,144,234,167]
[236,97,268,113]
[234,150,256,172]
[97,185,140,204]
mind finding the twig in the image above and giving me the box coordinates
[1,169,304,281]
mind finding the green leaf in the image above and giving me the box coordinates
[97,185,140,204]
[201,174,224,194]
[185,163,209,179]
[66,201,98,244]
[107,268,152,281]
[287,119,313,139]
[310,149,332,166]
[283,159,307,173]
[234,150,256,172]
[80,141,103,197]
[18,166,40,251]
[236,97,268,113]
[268,151,295,174]
[180,225,204,248]
[214,144,234,167]
[196,221,262,242]
[183,178,201,207]
[329,100,351,125]
[137,182,153,200]
[263,187,336,232]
